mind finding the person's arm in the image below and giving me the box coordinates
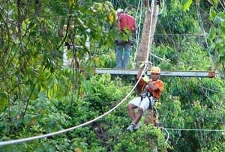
[147,81,159,91]
[136,62,149,80]
[117,14,121,30]
[132,21,137,33]
[136,68,143,79]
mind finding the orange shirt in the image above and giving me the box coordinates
[139,78,164,99]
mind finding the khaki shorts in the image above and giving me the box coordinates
[128,96,154,112]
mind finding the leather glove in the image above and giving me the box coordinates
[143,75,149,83]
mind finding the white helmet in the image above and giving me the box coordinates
[116,8,124,14]
[116,9,124,20]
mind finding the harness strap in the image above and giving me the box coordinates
[140,91,155,109]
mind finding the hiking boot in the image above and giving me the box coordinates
[126,124,135,131]
[134,122,142,130]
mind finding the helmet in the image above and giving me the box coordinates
[151,67,160,74]
[116,8,124,14]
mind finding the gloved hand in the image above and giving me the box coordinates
[142,75,149,83]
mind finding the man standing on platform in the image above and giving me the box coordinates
[115,9,137,69]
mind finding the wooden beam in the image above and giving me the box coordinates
[94,68,216,78]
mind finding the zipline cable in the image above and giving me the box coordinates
[158,0,165,15]
[197,83,225,95]
[162,127,170,143]
[133,0,144,67]
[196,3,215,70]
[150,53,170,63]
[146,126,225,144]
[158,127,225,144]
[133,0,157,67]
[133,0,166,67]
[165,128,225,132]
[146,0,155,63]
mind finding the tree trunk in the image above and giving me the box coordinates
[136,1,159,67]
[136,1,160,127]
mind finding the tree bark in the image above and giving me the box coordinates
[136,1,160,127]
[136,1,159,67]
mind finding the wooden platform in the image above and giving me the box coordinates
[94,68,216,78]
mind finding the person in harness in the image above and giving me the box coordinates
[126,65,164,131]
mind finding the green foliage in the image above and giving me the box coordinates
[84,74,131,112]
[0,92,8,112]
[182,0,193,11]
[158,75,225,151]
[112,126,166,152]
[98,50,116,68]
[158,0,199,34]
[208,8,225,64]
[0,0,225,151]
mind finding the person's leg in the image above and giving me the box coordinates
[115,45,123,68]
[122,44,131,68]
[127,97,144,131]
[127,97,142,120]
[127,103,137,121]
[132,97,150,125]
[132,108,143,125]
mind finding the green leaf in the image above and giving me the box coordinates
[209,7,217,20]
[209,27,217,40]
[210,0,219,7]
[182,0,192,11]
[213,16,225,25]
[68,0,74,7]
[221,21,225,27]
[0,92,8,112]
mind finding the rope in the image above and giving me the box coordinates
[0,67,148,147]
[133,0,157,67]
[155,33,206,36]
[133,0,144,67]
[197,83,225,95]
[0,1,153,146]
[146,0,156,63]
[146,126,225,144]
[162,127,170,143]
[150,53,170,63]
[158,0,165,15]
[1,1,222,147]
[161,127,225,143]
[133,0,166,67]
[1,92,224,147]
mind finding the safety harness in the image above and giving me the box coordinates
[139,85,156,110]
